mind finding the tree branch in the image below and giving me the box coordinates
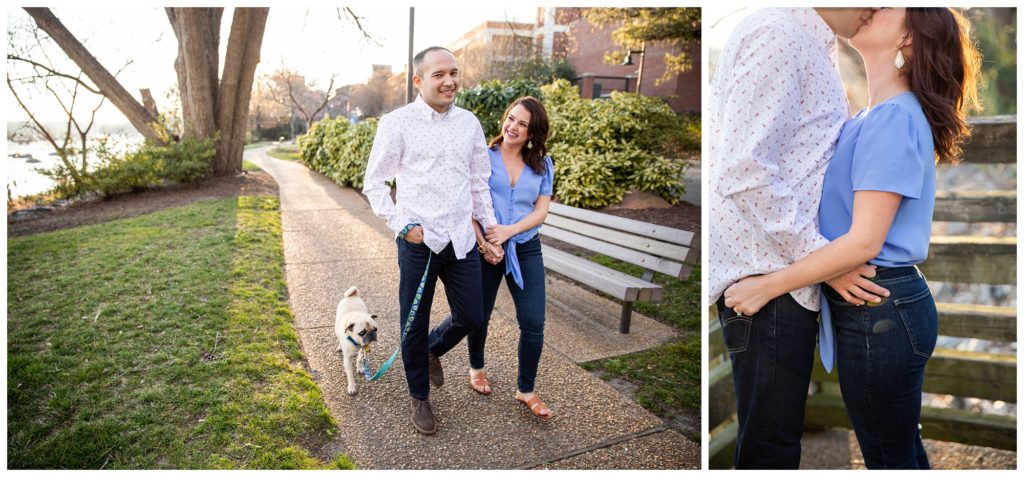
[7,53,102,94]
[308,74,337,123]
[7,73,85,185]
[284,71,312,123]
[337,7,381,46]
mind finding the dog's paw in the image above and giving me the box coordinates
[347,385,357,396]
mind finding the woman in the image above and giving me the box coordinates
[434,96,555,419]
[723,8,980,469]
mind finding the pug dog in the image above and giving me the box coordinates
[335,286,378,396]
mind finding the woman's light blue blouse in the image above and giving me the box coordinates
[818,92,936,268]
[487,146,554,288]
[815,92,935,373]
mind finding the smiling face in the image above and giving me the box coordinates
[413,49,460,113]
[850,7,909,57]
[501,104,532,149]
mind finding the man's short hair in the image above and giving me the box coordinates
[413,46,454,77]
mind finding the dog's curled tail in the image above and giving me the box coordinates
[344,286,359,297]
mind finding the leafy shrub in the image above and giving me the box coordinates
[542,79,687,208]
[90,138,214,197]
[457,79,544,139]
[300,117,377,189]
[39,138,214,199]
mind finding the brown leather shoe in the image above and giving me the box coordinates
[411,397,437,434]
[428,353,444,387]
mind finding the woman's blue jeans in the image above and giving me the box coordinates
[825,265,937,469]
[433,236,546,393]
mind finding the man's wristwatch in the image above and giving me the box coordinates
[477,240,487,254]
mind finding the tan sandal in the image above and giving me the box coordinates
[516,393,552,420]
[469,369,491,395]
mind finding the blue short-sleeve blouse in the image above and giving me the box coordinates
[816,92,936,373]
[488,147,554,239]
[818,92,936,268]
[487,146,554,288]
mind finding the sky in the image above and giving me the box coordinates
[703,5,752,51]
[6,5,539,124]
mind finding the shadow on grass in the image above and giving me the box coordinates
[7,197,351,469]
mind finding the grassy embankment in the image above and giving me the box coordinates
[7,196,352,469]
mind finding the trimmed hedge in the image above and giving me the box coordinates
[299,118,377,189]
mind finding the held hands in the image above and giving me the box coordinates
[825,264,890,306]
[482,241,504,265]
[722,275,775,316]
[485,224,514,246]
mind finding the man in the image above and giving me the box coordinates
[363,46,498,435]
[709,8,887,469]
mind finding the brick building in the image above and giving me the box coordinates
[545,7,700,114]
[448,20,537,87]
[447,7,700,114]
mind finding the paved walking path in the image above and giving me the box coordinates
[246,147,699,469]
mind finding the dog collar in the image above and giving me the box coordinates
[346,335,363,348]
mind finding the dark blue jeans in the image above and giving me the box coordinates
[433,236,546,393]
[826,265,936,469]
[717,292,819,469]
[397,238,483,400]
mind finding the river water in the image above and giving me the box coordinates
[6,137,141,198]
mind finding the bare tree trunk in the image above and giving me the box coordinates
[165,8,192,137]
[23,7,164,144]
[172,8,221,140]
[215,8,268,175]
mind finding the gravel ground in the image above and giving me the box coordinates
[800,428,1017,470]
[249,148,699,469]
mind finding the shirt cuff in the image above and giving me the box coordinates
[387,215,408,235]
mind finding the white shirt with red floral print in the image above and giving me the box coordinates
[709,8,849,311]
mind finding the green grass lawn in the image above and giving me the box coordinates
[580,257,701,414]
[267,147,300,162]
[7,197,352,469]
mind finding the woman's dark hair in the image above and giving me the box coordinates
[903,8,982,165]
[489,96,549,175]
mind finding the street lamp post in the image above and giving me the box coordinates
[289,110,295,142]
[622,41,646,95]
[406,7,415,104]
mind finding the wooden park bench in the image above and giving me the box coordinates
[539,202,694,333]
[709,115,1018,468]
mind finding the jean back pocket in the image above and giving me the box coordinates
[893,287,938,358]
[719,309,752,354]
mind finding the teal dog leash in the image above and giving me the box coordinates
[359,254,432,382]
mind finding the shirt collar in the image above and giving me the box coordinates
[790,7,838,56]
[413,94,454,121]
